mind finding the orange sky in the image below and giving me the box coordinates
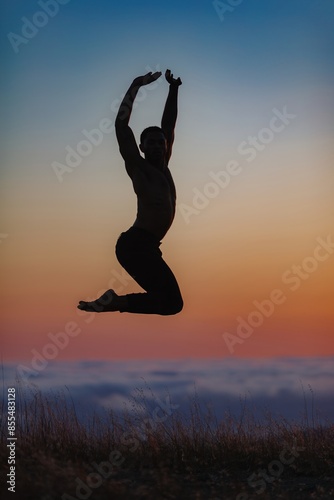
[1,133,333,362]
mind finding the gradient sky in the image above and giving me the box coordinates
[1,0,333,363]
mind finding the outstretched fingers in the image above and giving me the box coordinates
[165,69,182,86]
[132,72,162,87]
[144,71,162,84]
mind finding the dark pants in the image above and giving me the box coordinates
[115,226,183,315]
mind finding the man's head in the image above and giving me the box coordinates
[140,126,167,167]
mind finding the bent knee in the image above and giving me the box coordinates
[160,296,183,316]
[173,297,184,314]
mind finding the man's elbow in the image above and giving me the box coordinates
[115,118,128,141]
[115,105,129,126]
[115,117,123,129]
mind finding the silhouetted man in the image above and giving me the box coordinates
[78,69,183,315]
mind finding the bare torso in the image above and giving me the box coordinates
[126,157,176,240]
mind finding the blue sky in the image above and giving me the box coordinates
[2,0,333,146]
[1,0,333,208]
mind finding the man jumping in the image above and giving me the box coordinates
[77,69,183,315]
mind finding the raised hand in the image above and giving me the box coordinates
[165,69,182,86]
[132,71,162,87]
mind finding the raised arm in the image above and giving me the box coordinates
[115,72,162,173]
[161,69,182,162]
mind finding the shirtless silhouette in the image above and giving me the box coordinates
[78,69,183,315]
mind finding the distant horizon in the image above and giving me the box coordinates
[3,353,334,363]
[3,356,334,424]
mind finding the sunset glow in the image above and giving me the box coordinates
[1,0,333,364]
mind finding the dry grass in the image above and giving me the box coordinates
[1,381,333,500]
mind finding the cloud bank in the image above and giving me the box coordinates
[3,357,333,424]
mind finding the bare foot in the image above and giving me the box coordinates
[77,289,120,312]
